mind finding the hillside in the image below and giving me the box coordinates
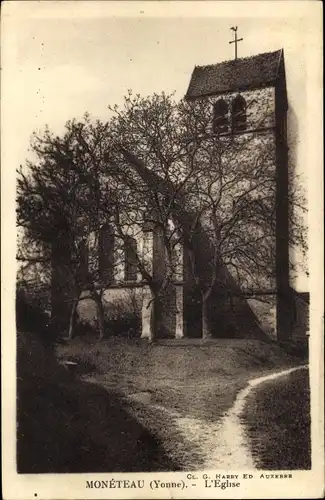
[17,331,306,472]
[57,338,306,420]
[54,337,305,469]
[17,332,177,473]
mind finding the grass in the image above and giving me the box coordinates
[17,331,307,473]
[54,336,305,470]
[56,337,304,420]
[242,368,311,469]
[17,332,178,473]
[18,376,180,473]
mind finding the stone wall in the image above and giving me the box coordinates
[186,87,278,294]
[247,296,277,339]
[292,294,309,339]
[198,131,277,291]
[207,86,276,132]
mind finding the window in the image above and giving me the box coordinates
[99,225,114,283]
[231,95,247,132]
[213,99,229,134]
[124,236,138,281]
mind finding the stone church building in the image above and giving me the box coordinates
[52,49,308,342]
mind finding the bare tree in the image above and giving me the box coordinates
[17,91,307,340]
[105,91,307,338]
[103,93,192,337]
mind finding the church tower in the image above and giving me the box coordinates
[185,48,291,341]
[51,46,293,343]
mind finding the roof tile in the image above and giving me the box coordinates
[186,49,283,99]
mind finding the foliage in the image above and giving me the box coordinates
[16,116,118,339]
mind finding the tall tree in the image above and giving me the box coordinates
[17,92,307,340]
[17,116,117,339]
[105,91,307,338]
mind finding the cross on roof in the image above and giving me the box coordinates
[229,26,243,60]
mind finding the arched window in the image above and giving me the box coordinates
[231,95,247,132]
[213,99,229,134]
[124,236,138,281]
[99,225,114,283]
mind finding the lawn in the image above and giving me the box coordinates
[17,330,306,473]
[17,332,178,473]
[53,336,305,470]
[56,337,303,421]
[17,375,180,473]
[242,367,311,469]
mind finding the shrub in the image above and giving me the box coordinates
[103,294,142,338]
[16,286,57,346]
[104,311,141,338]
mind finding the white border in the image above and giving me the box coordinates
[1,2,324,499]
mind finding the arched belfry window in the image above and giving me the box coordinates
[99,224,114,283]
[213,99,229,134]
[231,95,247,132]
[124,236,138,282]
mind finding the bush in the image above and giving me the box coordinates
[72,319,96,338]
[16,287,57,345]
[16,285,69,345]
[71,312,141,340]
[104,311,141,338]
[102,294,142,338]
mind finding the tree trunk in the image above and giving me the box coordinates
[95,295,106,341]
[202,292,211,339]
[150,296,156,340]
[68,298,79,340]
[92,291,105,340]
[141,285,155,340]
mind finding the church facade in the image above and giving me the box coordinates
[53,49,305,342]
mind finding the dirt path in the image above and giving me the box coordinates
[132,365,308,470]
[242,364,311,469]
[204,364,308,469]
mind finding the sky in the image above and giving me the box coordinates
[2,1,323,290]
[5,2,310,166]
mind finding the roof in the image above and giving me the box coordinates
[185,49,284,99]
